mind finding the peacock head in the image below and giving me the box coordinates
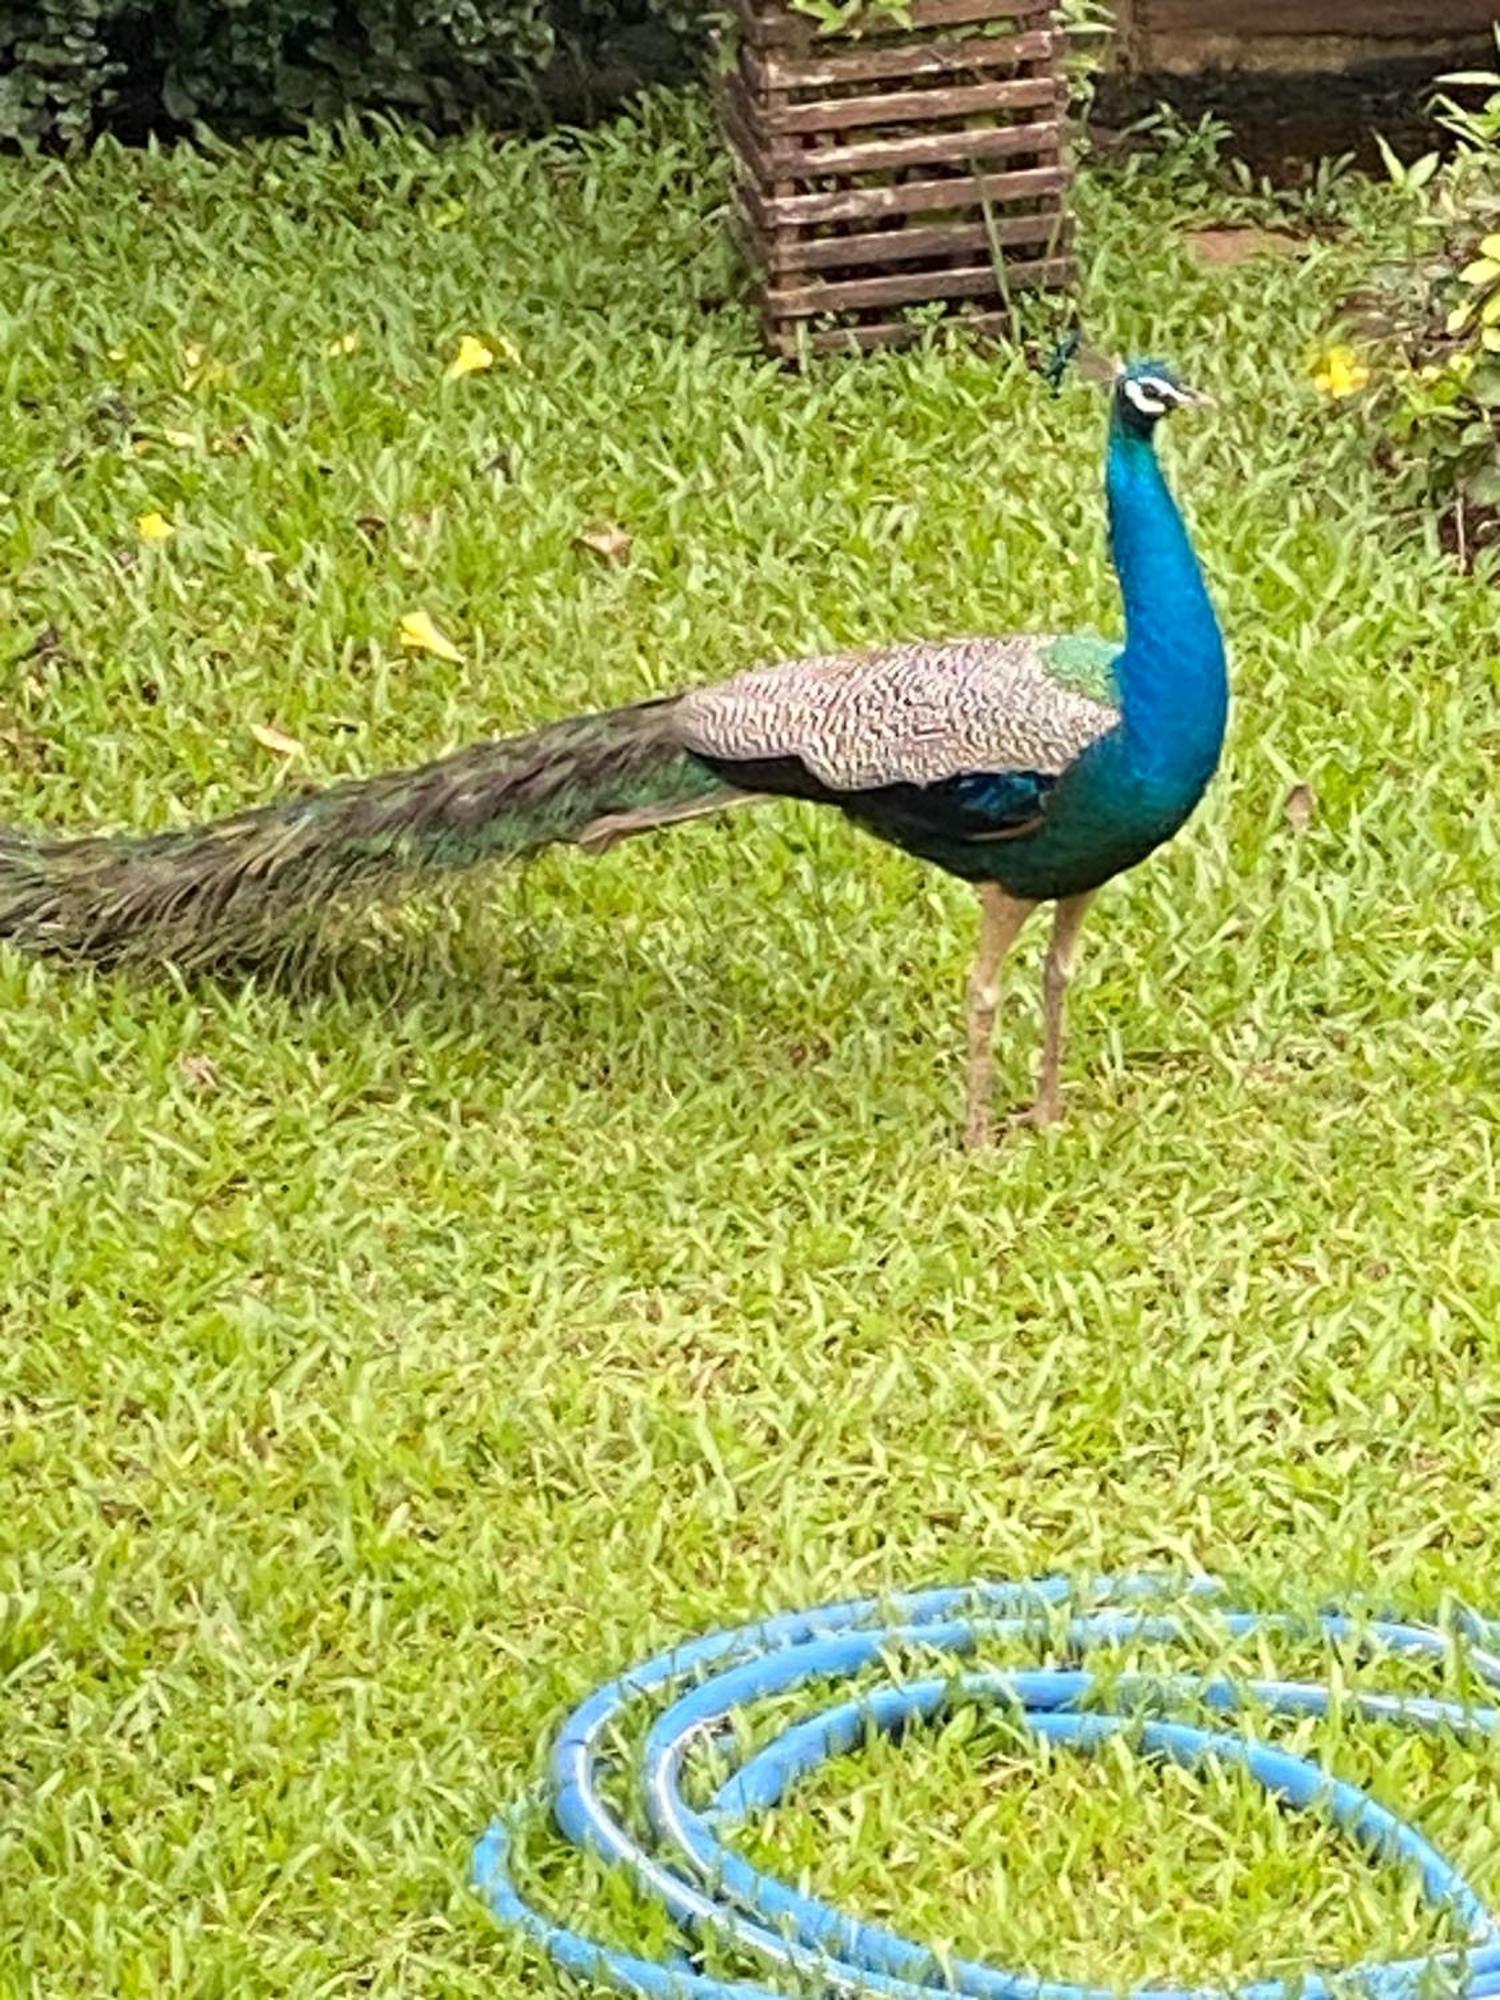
[1112,359,1210,440]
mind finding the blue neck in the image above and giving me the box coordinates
[1106,419,1227,792]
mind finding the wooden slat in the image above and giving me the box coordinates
[791,282,1069,355]
[764,114,1063,179]
[1141,0,1495,31]
[904,0,1054,29]
[763,72,1058,134]
[767,252,1071,317]
[746,26,1054,91]
[717,77,779,190]
[751,208,1068,274]
[737,0,1053,49]
[800,309,1020,353]
[750,161,1068,228]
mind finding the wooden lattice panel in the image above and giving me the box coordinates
[719,0,1074,359]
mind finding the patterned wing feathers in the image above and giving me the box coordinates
[675,637,1118,793]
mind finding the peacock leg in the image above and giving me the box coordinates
[964,884,1035,1150]
[1030,891,1096,1128]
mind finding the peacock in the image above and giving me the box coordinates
[0,359,1227,1146]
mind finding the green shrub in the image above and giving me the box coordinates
[0,0,709,141]
[0,0,1118,143]
[1363,40,1500,565]
[0,1,123,141]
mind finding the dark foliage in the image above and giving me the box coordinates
[0,0,710,142]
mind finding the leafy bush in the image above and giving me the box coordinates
[0,0,1117,141]
[1361,40,1500,563]
[0,0,708,141]
[0,0,124,141]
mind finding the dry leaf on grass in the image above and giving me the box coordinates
[575,524,633,567]
[250,721,305,758]
[1283,782,1316,832]
[178,1052,220,1093]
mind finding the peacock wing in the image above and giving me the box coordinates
[674,636,1121,804]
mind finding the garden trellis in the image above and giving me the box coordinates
[717,0,1075,358]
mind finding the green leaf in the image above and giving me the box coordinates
[1406,151,1441,192]
[160,71,198,122]
[1461,460,1500,506]
[1459,258,1500,288]
[1467,361,1500,407]
[1372,132,1403,185]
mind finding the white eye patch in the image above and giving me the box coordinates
[1122,376,1179,416]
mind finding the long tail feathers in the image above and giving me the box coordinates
[0,698,744,968]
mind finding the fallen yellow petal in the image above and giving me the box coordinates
[136,510,175,543]
[398,610,464,663]
[446,334,496,380]
[250,721,305,758]
[162,428,199,449]
[1312,345,1370,398]
[327,331,361,356]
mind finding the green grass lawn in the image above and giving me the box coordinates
[2,91,1498,1999]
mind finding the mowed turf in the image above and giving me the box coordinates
[0,91,1497,1999]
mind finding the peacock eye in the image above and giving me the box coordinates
[1123,378,1167,416]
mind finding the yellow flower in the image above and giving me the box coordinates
[398,610,464,663]
[327,331,360,357]
[136,510,175,543]
[1312,346,1370,398]
[446,334,496,380]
